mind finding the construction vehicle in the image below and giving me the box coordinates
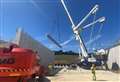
[0,43,46,82]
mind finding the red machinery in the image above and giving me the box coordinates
[0,44,46,82]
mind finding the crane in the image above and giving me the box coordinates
[61,0,105,62]
[47,0,106,63]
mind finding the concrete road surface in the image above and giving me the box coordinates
[45,67,120,82]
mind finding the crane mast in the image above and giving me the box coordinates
[77,33,88,58]
[61,0,89,58]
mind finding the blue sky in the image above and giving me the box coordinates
[0,0,120,52]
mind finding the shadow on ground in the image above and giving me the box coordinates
[96,80,107,81]
[27,77,51,82]
[47,68,62,76]
[39,77,51,82]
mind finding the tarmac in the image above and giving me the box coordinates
[45,67,120,82]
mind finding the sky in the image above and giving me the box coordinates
[0,0,120,52]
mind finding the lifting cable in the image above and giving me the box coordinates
[57,11,61,42]
[90,14,104,50]
[96,22,104,49]
[89,12,97,41]
[55,3,61,43]
[89,12,104,44]
[49,4,61,43]
[89,11,104,50]
[98,22,104,35]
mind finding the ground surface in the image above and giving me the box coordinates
[45,67,120,82]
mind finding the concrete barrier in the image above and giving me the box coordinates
[14,28,55,68]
